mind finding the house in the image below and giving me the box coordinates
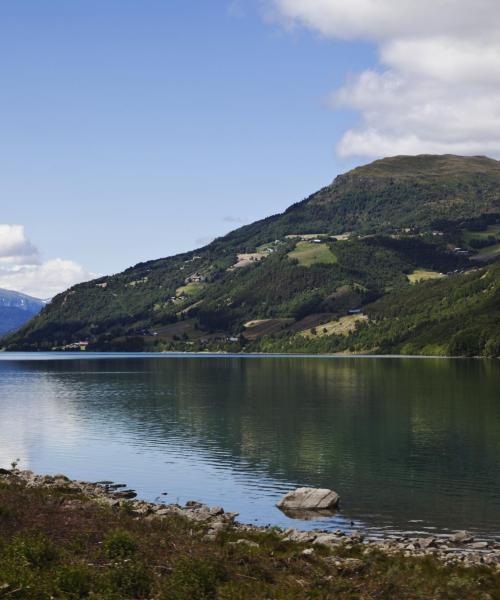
[184,273,206,284]
[61,340,89,351]
[348,308,363,315]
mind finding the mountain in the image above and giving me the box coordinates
[4,154,500,356]
[0,289,46,337]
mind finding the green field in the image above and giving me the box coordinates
[472,242,500,261]
[175,282,206,297]
[300,314,368,338]
[464,224,500,241]
[288,241,337,267]
[407,269,446,284]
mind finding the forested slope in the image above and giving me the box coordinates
[4,154,500,356]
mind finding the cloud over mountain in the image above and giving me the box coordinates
[269,0,500,157]
[0,225,95,299]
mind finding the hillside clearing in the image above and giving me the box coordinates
[175,282,206,297]
[228,253,267,271]
[288,241,337,267]
[471,243,500,262]
[285,233,326,240]
[300,314,368,338]
[407,269,446,284]
[464,224,500,241]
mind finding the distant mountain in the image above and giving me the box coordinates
[0,289,45,337]
[4,154,500,356]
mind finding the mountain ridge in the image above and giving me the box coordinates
[3,154,500,356]
[0,288,45,336]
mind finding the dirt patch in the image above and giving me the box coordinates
[228,253,267,271]
[300,315,368,338]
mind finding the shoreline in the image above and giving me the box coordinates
[2,469,499,571]
[1,350,495,360]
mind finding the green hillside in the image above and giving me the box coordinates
[3,154,500,356]
[255,261,500,357]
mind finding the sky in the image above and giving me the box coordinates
[1,0,499,298]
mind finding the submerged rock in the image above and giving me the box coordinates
[449,531,474,544]
[277,487,340,512]
[470,541,489,550]
[113,490,137,499]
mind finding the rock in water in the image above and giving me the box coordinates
[276,487,340,511]
[449,531,474,544]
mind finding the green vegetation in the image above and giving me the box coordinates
[175,282,207,297]
[300,314,368,338]
[255,262,500,358]
[407,269,446,284]
[288,241,338,267]
[1,478,499,599]
[464,224,500,242]
[3,154,500,356]
[473,243,500,261]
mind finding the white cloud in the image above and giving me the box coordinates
[0,224,39,266]
[0,225,96,299]
[268,1,500,158]
[269,1,500,40]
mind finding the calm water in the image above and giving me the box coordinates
[0,353,499,539]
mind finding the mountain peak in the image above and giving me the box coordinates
[340,154,500,182]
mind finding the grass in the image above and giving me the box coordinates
[463,224,500,241]
[288,241,338,267]
[407,269,446,284]
[472,243,500,261]
[301,315,368,338]
[175,282,206,297]
[285,234,327,240]
[255,241,283,253]
[0,479,499,599]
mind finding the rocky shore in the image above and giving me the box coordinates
[2,468,499,573]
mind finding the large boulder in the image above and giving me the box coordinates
[277,487,340,512]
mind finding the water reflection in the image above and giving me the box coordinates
[0,355,499,537]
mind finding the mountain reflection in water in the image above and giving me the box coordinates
[0,354,499,538]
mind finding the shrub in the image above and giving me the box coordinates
[448,331,483,357]
[10,533,59,568]
[105,561,153,598]
[56,564,93,597]
[484,336,500,358]
[102,529,138,559]
[164,558,227,600]
[0,504,13,520]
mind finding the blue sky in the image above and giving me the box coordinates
[0,1,375,295]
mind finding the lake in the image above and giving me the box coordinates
[0,353,499,539]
